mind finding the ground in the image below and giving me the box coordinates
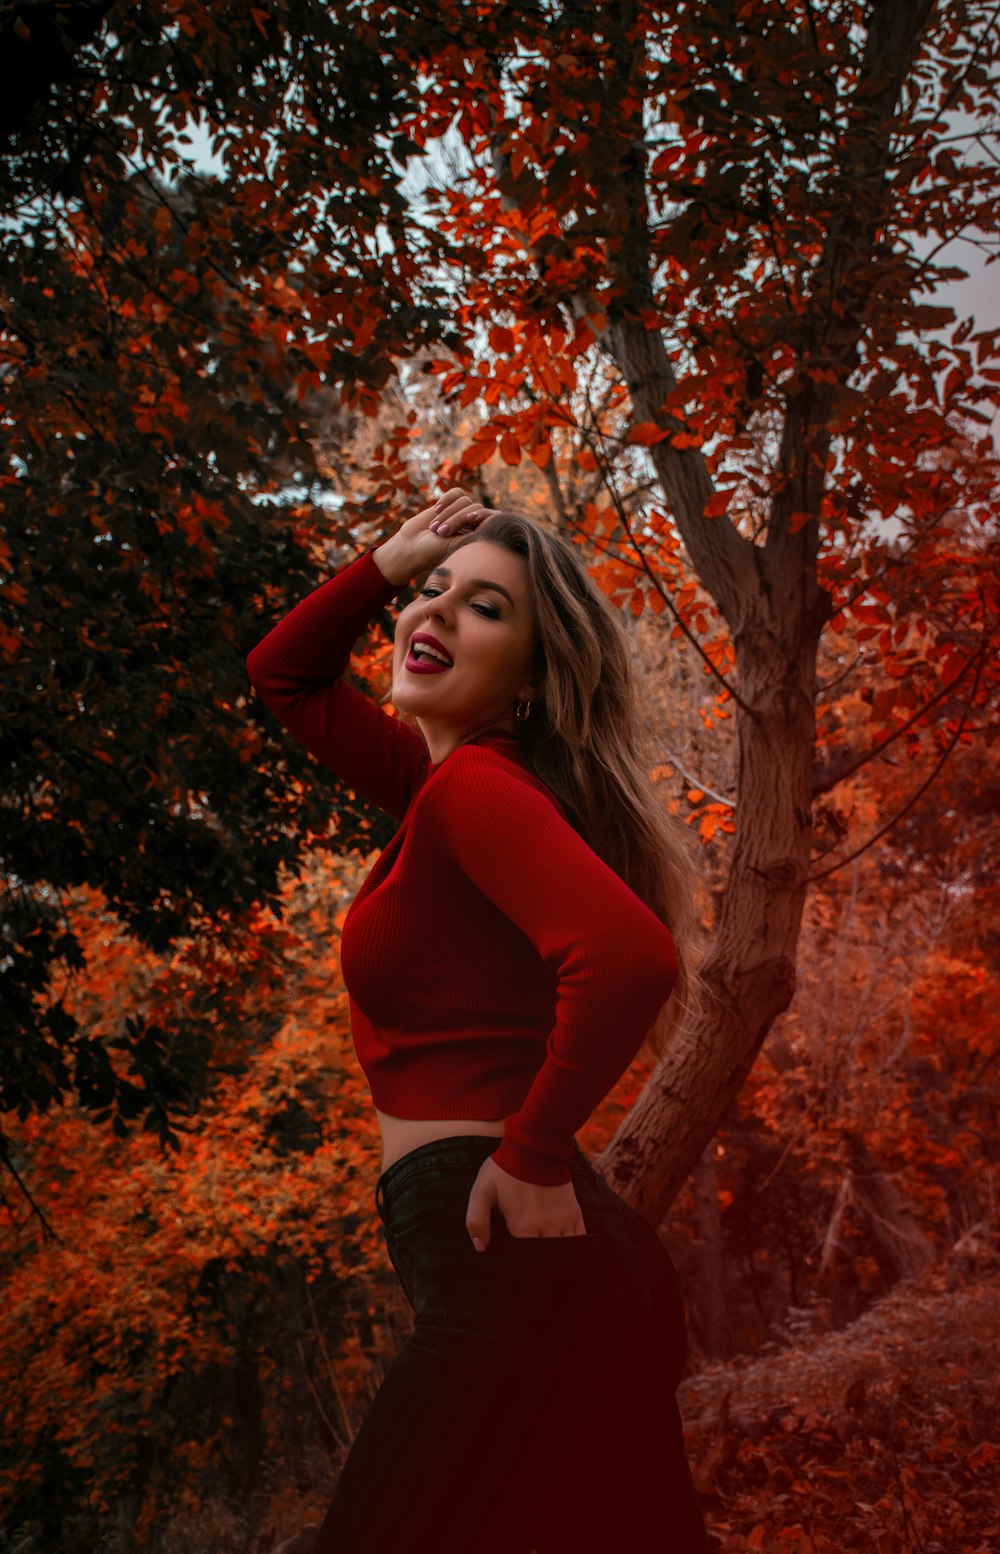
[679,1260,1000,1554]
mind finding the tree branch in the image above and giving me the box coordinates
[659,748,735,809]
[804,643,985,882]
[0,1134,65,1246]
[812,642,985,795]
[577,432,756,715]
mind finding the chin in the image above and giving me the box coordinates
[390,687,431,720]
[388,695,420,725]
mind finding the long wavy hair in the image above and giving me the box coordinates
[438,510,699,1060]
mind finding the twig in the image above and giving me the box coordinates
[658,747,735,809]
[0,1136,64,1246]
[804,644,985,882]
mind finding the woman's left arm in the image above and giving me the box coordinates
[433,749,679,1191]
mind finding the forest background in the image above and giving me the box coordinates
[0,2,997,1552]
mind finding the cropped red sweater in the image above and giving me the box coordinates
[245,545,679,1186]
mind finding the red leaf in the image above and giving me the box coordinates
[704,490,732,518]
[628,422,672,446]
[460,440,495,468]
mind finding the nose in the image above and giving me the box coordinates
[422,588,455,625]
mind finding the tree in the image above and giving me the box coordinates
[395,0,1000,1221]
[0,853,401,1550]
[1,1,428,1140]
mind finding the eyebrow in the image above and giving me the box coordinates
[428,566,515,607]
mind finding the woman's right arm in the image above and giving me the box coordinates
[245,491,490,820]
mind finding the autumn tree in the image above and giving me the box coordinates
[1,1,428,1142]
[0,856,407,1551]
[666,704,1000,1358]
[400,0,1000,1223]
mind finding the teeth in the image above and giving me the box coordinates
[411,642,452,666]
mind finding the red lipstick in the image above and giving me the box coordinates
[404,631,454,674]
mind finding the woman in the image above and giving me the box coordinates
[246,488,710,1554]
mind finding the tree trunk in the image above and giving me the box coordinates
[596,314,824,1217]
[594,580,822,1219]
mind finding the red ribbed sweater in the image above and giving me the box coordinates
[245,545,679,1186]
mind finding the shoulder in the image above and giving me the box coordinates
[425,742,558,800]
[421,743,574,827]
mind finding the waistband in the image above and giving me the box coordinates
[375,1133,585,1217]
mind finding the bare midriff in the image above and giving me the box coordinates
[376,1108,506,1175]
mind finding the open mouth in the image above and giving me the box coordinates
[404,641,453,674]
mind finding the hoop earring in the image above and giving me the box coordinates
[515,699,532,721]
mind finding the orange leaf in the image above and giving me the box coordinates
[460,440,495,468]
[499,432,522,466]
[628,422,672,445]
[703,489,732,518]
[530,441,552,469]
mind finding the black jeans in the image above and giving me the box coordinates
[314,1134,710,1554]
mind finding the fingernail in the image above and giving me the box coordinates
[472,1237,486,1253]
[438,523,450,534]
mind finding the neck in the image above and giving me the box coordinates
[421,717,518,766]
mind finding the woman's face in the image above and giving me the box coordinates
[391,540,539,764]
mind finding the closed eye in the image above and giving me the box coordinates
[418,587,500,619]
